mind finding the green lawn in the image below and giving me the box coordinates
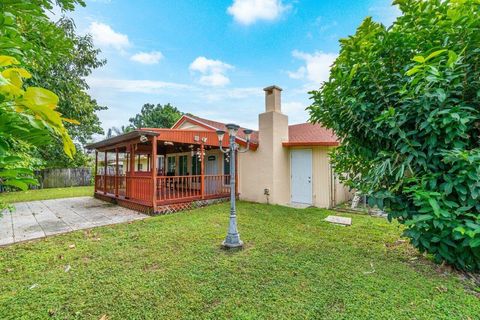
[0,202,478,319]
[0,186,93,204]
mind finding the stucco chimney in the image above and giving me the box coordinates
[238,85,290,205]
[264,85,282,113]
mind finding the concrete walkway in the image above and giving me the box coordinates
[0,196,148,246]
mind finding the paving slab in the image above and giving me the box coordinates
[324,215,352,226]
[0,196,148,246]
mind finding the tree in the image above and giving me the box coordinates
[0,1,82,209]
[24,17,106,168]
[309,0,480,271]
[129,103,183,129]
[0,56,76,210]
[106,125,131,138]
[1,1,105,169]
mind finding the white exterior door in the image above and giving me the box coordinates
[290,149,312,205]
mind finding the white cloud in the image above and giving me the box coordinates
[130,51,164,64]
[189,57,234,87]
[86,77,190,94]
[283,101,309,124]
[200,87,263,102]
[369,3,401,26]
[87,22,130,51]
[227,0,290,25]
[288,50,337,89]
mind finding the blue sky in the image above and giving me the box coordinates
[50,0,400,133]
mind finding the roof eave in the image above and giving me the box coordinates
[86,130,159,150]
[282,141,339,147]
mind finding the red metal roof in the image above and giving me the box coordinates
[283,123,339,147]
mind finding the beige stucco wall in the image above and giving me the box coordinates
[311,147,332,208]
[240,144,352,208]
[310,146,353,208]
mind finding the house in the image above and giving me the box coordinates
[86,85,351,214]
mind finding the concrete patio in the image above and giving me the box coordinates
[0,196,148,246]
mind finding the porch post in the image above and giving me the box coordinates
[128,143,135,199]
[115,148,119,197]
[130,144,136,173]
[151,136,157,212]
[104,151,107,195]
[94,151,98,193]
[200,143,205,199]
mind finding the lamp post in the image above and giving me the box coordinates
[216,124,252,249]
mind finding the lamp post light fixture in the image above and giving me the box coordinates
[216,124,252,249]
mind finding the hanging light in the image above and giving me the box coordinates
[225,124,239,137]
[243,129,253,142]
[216,130,225,145]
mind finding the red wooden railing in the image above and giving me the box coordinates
[117,175,126,197]
[156,175,202,202]
[105,175,116,194]
[126,176,153,204]
[94,174,231,206]
[95,175,104,193]
[204,175,230,197]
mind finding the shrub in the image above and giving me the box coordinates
[309,0,480,270]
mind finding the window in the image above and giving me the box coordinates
[223,153,231,185]
[179,155,188,175]
[223,153,230,175]
[167,156,176,175]
[157,155,165,174]
[191,155,201,175]
[136,154,149,172]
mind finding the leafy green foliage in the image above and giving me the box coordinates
[129,103,183,129]
[309,0,480,270]
[0,0,86,209]
[0,56,76,210]
[28,18,107,168]
[1,1,105,169]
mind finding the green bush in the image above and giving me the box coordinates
[309,0,480,270]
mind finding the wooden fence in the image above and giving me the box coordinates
[36,168,92,189]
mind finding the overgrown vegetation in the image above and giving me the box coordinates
[0,202,478,319]
[309,0,480,270]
